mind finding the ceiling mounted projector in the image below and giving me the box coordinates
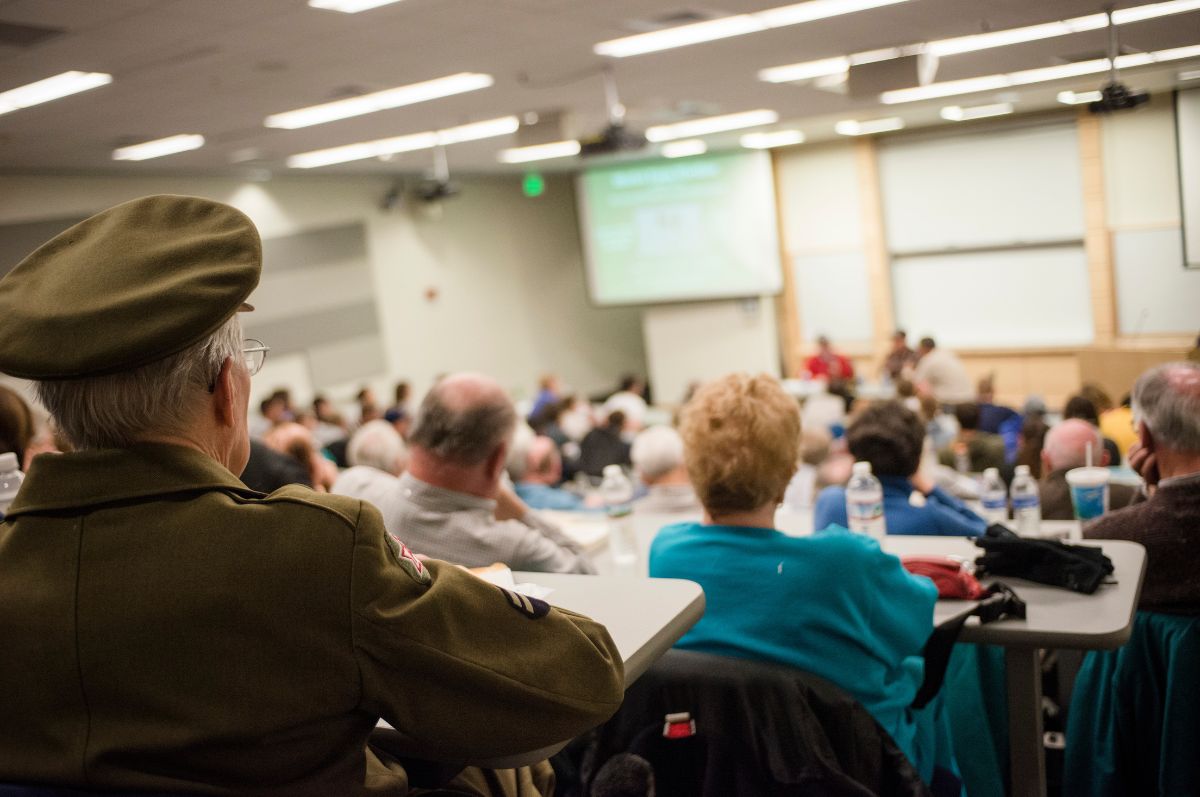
[579,67,648,157]
[1088,9,1150,115]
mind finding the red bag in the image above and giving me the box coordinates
[902,556,986,600]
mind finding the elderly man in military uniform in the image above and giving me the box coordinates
[0,196,623,795]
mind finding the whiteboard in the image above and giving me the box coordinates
[878,123,1085,252]
[1178,89,1200,267]
[892,247,1094,348]
[1113,228,1200,335]
[793,251,874,343]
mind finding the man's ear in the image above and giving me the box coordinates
[211,357,239,428]
[486,440,509,483]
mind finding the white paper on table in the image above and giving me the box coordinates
[471,565,554,599]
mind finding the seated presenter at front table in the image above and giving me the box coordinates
[648,373,959,787]
[814,400,987,537]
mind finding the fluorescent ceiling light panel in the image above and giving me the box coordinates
[265,72,493,129]
[882,45,1200,104]
[289,116,517,168]
[741,130,806,148]
[835,117,904,135]
[112,134,205,161]
[497,140,581,164]
[661,139,708,158]
[1180,69,1200,81]
[1057,90,1103,105]
[308,0,406,11]
[939,102,1013,121]
[646,109,779,142]
[0,71,112,116]
[761,1,1200,84]
[594,0,909,58]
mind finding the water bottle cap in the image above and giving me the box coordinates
[602,464,624,477]
[0,452,17,472]
[851,461,872,475]
[984,467,999,478]
[1015,464,1030,476]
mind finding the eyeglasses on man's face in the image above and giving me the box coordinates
[242,338,270,377]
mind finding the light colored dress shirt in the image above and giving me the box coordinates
[387,473,595,574]
[633,483,702,514]
[330,465,400,513]
[913,347,974,404]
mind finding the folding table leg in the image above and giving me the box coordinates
[1006,647,1046,797]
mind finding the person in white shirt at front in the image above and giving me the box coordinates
[912,337,974,405]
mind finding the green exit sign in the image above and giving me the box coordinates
[522,172,545,198]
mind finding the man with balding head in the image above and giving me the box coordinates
[1039,418,1137,520]
[389,373,595,573]
[514,435,591,511]
[1086,362,1200,613]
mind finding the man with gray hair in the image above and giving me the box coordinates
[631,425,700,514]
[389,372,595,573]
[1038,418,1137,520]
[0,196,621,794]
[1086,362,1200,613]
[331,418,408,510]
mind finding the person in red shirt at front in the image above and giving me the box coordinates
[804,335,856,382]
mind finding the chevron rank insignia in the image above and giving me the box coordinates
[498,586,551,619]
[385,532,431,586]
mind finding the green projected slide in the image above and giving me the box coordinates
[576,150,783,306]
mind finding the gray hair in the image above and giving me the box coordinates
[408,378,516,466]
[1132,362,1200,452]
[347,419,407,475]
[505,421,536,481]
[631,425,685,481]
[36,315,243,450]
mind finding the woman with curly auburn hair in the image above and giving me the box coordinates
[649,373,959,788]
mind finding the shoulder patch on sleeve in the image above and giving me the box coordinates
[497,586,551,619]
[385,532,431,586]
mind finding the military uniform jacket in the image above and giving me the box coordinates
[0,443,623,794]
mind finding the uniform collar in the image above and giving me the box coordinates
[8,442,261,517]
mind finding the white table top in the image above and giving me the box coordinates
[881,535,1147,650]
[512,571,705,685]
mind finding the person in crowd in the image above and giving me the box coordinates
[240,438,313,492]
[560,393,595,443]
[263,421,337,492]
[1015,415,1050,480]
[1100,393,1137,461]
[804,335,856,384]
[602,374,648,430]
[578,410,632,478]
[938,402,1008,475]
[913,337,974,404]
[514,435,596,511]
[0,384,34,468]
[919,394,959,452]
[881,329,918,382]
[816,401,987,537]
[250,391,290,438]
[331,419,409,510]
[1086,362,1200,613]
[389,380,411,417]
[1039,419,1137,520]
[309,393,348,448]
[0,195,621,794]
[1189,333,1200,364]
[383,406,411,441]
[630,425,700,514]
[388,372,595,573]
[649,374,957,787]
[782,427,833,511]
[355,385,382,426]
[1063,394,1122,465]
[975,375,1020,435]
[528,373,562,422]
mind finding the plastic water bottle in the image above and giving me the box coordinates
[845,461,886,539]
[600,464,638,568]
[0,452,24,522]
[1010,464,1042,535]
[980,467,1008,525]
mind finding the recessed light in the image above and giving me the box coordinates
[264,73,494,129]
[1057,90,1104,105]
[0,71,112,116]
[112,134,205,161]
[939,102,1014,121]
[740,130,806,148]
[835,117,905,135]
[646,110,779,142]
[497,140,582,164]
[308,0,407,12]
[289,116,518,168]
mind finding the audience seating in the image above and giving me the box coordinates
[579,648,932,797]
[1064,611,1200,795]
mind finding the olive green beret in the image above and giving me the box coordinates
[0,195,260,380]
